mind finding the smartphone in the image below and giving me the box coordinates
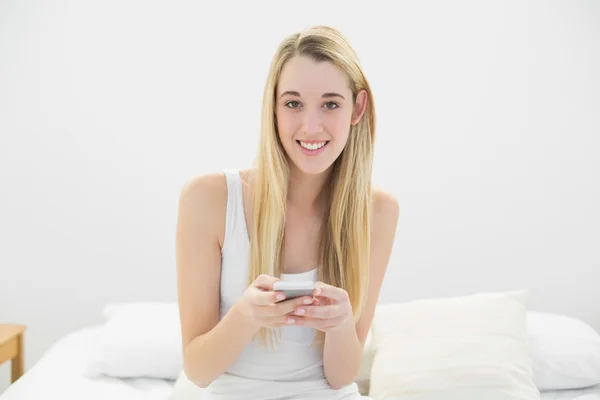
[272,281,315,300]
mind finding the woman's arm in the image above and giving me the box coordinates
[182,304,260,388]
[175,174,258,388]
[323,190,400,389]
[323,315,363,389]
[176,174,326,387]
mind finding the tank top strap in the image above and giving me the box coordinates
[222,169,247,251]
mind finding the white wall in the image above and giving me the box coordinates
[1,0,599,393]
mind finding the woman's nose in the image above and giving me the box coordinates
[302,109,324,134]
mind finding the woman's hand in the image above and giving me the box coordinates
[236,274,315,330]
[290,282,354,332]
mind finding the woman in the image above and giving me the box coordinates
[175,25,399,399]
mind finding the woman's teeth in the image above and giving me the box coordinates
[299,141,328,150]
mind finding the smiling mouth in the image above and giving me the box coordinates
[296,140,330,151]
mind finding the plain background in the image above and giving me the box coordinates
[1,0,599,393]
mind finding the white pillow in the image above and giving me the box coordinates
[84,302,183,380]
[369,289,540,400]
[358,310,600,392]
[527,311,600,390]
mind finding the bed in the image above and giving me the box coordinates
[2,295,599,400]
[0,326,175,400]
[540,387,600,400]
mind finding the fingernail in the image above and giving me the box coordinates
[287,318,295,324]
[295,308,305,315]
[315,288,321,295]
[276,294,285,301]
[303,298,313,304]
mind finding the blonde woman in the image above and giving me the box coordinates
[175,25,399,399]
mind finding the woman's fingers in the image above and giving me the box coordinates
[254,289,284,306]
[313,282,349,303]
[253,274,280,291]
[270,296,314,316]
[251,296,315,319]
[293,304,344,319]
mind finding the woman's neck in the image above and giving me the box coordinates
[287,167,332,214]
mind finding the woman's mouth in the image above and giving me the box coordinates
[296,140,330,156]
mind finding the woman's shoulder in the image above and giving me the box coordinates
[178,168,257,206]
[371,186,399,213]
[177,171,231,244]
[178,168,255,247]
[179,170,227,200]
[370,186,400,233]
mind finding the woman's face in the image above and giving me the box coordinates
[275,55,367,176]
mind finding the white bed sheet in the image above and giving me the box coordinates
[540,385,600,400]
[2,325,599,400]
[0,325,174,400]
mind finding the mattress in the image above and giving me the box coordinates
[540,385,600,400]
[0,325,175,400]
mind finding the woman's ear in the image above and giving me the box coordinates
[351,89,368,126]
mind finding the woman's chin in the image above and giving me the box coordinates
[292,161,334,176]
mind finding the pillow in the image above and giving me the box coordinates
[527,311,600,390]
[369,289,540,400]
[360,310,600,392]
[102,302,131,319]
[84,302,183,380]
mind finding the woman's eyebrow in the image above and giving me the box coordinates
[279,91,345,100]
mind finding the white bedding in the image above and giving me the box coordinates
[1,325,599,400]
[540,386,600,400]
[0,326,175,400]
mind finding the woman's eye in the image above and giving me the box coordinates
[284,101,339,110]
[285,101,300,108]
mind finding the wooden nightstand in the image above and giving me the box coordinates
[0,325,25,383]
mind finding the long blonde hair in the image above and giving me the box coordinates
[247,25,376,348]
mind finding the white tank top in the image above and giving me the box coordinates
[207,169,364,399]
